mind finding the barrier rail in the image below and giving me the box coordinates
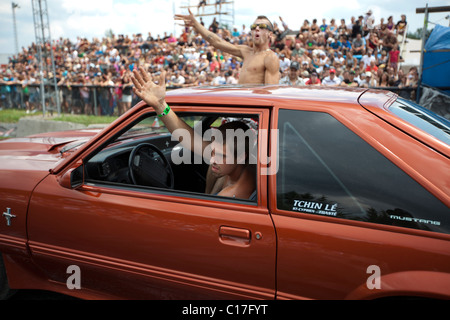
[0,83,419,116]
[0,83,143,116]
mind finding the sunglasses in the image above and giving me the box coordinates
[250,23,272,31]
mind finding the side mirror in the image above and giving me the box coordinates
[59,163,84,189]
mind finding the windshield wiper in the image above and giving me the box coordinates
[60,140,87,154]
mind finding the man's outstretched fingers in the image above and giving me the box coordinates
[174,8,194,26]
[174,13,187,22]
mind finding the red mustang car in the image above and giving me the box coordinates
[0,86,449,300]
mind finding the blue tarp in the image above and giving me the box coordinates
[422,24,450,94]
[424,24,450,51]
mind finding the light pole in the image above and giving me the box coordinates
[11,2,20,55]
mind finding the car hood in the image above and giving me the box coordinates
[0,129,100,172]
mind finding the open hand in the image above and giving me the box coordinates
[132,67,166,110]
[174,8,196,28]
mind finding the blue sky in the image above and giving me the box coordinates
[1,0,449,56]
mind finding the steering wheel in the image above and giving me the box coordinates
[129,143,174,189]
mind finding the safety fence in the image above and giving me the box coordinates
[0,83,141,116]
[0,83,419,116]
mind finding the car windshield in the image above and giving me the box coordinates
[389,98,450,145]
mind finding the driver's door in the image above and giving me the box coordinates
[27,107,276,299]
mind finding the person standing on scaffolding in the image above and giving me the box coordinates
[175,8,279,85]
[197,0,207,15]
[215,0,223,13]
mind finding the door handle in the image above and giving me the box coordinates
[219,226,251,247]
[219,226,251,239]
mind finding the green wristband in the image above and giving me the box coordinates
[158,104,170,118]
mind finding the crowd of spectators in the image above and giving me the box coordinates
[1,9,419,116]
[275,12,418,97]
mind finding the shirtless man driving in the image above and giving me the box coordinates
[175,9,280,84]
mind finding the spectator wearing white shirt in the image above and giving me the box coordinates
[317,52,329,74]
[241,24,248,35]
[358,72,369,88]
[361,49,376,70]
[347,16,356,34]
[279,54,291,73]
[171,71,186,87]
[212,70,226,85]
[334,51,345,65]
[322,68,341,86]
[364,9,375,31]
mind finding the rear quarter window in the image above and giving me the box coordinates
[389,98,450,145]
[276,109,450,235]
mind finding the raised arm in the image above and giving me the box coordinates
[131,67,207,155]
[175,8,245,58]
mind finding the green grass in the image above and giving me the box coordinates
[0,109,42,123]
[52,114,117,125]
[0,109,116,126]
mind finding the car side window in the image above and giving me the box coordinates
[83,112,258,203]
[276,109,450,235]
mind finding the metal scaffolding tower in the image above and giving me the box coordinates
[31,0,60,116]
[180,0,235,29]
[11,2,20,55]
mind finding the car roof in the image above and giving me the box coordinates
[165,85,448,157]
[165,85,394,109]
